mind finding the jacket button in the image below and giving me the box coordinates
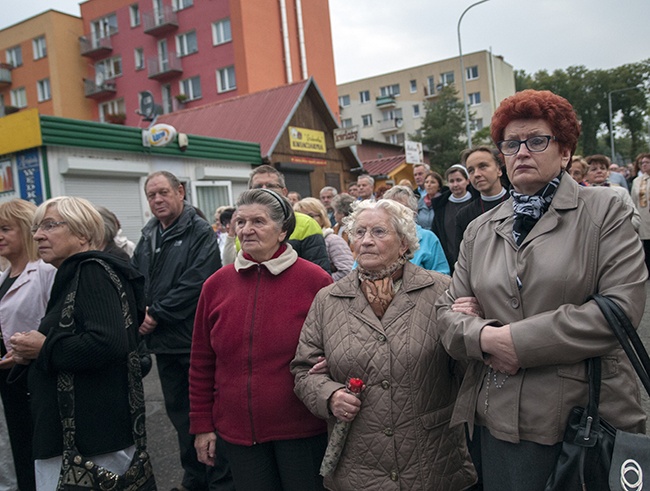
[510,298,520,309]
[390,471,398,481]
[377,334,386,342]
[381,380,390,390]
[384,427,394,436]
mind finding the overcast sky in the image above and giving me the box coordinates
[2,0,648,84]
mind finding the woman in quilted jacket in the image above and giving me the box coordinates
[292,199,477,490]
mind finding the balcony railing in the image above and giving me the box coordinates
[143,7,178,36]
[378,118,403,133]
[84,78,117,99]
[79,34,113,58]
[376,95,396,108]
[0,63,12,87]
[147,53,183,80]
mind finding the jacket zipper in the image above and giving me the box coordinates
[247,265,262,444]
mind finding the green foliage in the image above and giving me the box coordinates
[516,60,650,161]
[412,84,469,173]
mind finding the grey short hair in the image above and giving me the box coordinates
[344,199,419,260]
[34,196,105,249]
[383,186,418,212]
[95,205,120,245]
[236,189,295,243]
[248,165,286,189]
[413,163,431,172]
[320,186,338,196]
[357,175,375,186]
[331,193,355,216]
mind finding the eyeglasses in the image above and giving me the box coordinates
[497,135,557,156]
[352,227,390,241]
[31,220,67,234]
[251,183,284,190]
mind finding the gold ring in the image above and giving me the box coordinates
[344,411,348,417]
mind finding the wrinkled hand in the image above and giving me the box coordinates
[10,331,45,361]
[309,356,329,375]
[480,324,520,375]
[139,310,158,336]
[195,432,216,466]
[0,351,15,369]
[452,296,484,317]
[329,388,362,423]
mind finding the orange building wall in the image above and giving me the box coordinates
[0,10,93,120]
[231,0,338,121]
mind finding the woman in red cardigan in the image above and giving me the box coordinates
[189,189,333,491]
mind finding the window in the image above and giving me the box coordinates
[134,48,145,70]
[32,36,46,60]
[172,0,193,11]
[441,71,454,86]
[6,46,22,67]
[37,79,51,102]
[212,18,232,45]
[469,92,481,105]
[99,98,125,122]
[129,4,140,27]
[409,79,417,93]
[216,66,236,93]
[470,118,484,131]
[359,90,370,104]
[91,14,118,41]
[386,133,405,145]
[361,114,372,127]
[382,108,403,121]
[176,30,198,57]
[379,84,400,97]
[95,56,122,79]
[180,76,201,100]
[426,76,435,95]
[341,118,352,128]
[466,65,479,80]
[338,95,350,107]
[10,87,27,108]
[413,104,420,118]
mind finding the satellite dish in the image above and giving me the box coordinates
[95,71,105,87]
[139,91,155,120]
[396,118,404,128]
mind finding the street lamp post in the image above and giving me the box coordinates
[608,85,644,163]
[457,0,490,148]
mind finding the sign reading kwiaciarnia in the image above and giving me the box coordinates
[289,126,326,153]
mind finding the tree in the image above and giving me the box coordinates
[412,84,468,172]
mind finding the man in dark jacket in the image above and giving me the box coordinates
[131,171,231,491]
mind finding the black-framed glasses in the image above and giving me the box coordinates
[352,227,391,241]
[497,135,557,156]
[31,220,67,234]
[252,183,284,190]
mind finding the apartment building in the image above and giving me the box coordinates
[0,10,95,120]
[77,0,337,125]
[336,50,516,145]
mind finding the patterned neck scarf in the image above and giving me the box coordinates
[358,257,406,319]
[510,173,562,246]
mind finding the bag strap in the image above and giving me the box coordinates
[590,294,650,396]
[56,258,148,454]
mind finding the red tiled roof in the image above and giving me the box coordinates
[362,155,406,176]
[158,80,311,158]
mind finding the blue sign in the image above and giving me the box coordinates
[17,149,43,204]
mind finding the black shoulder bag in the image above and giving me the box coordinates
[56,258,157,491]
[545,294,650,491]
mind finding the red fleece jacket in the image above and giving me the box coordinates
[190,247,333,445]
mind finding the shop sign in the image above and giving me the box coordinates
[17,149,43,204]
[334,126,361,149]
[289,126,326,154]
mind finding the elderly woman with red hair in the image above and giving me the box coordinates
[436,90,647,490]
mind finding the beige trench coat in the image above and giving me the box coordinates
[436,173,647,445]
[292,262,477,491]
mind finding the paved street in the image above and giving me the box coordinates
[143,283,650,487]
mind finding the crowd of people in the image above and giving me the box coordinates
[0,89,649,491]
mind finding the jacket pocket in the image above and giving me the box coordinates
[419,401,455,429]
[556,355,619,381]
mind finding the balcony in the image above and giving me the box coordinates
[143,7,178,36]
[148,53,183,80]
[378,118,403,133]
[0,63,12,88]
[79,34,113,59]
[424,86,438,99]
[84,78,117,99]
[376,95,396,108]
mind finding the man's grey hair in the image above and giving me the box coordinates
[357,175,375,186]
[413,163,431,172]
[320,186,338,196]
[248,164,286,189]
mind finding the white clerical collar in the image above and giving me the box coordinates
[481,188,507,202]
[449,191,472,203]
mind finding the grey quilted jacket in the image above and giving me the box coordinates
[292,262,477,490]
